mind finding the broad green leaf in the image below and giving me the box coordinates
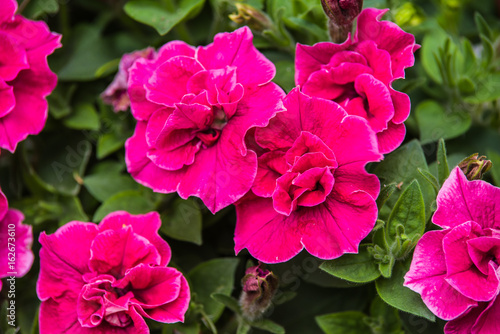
[488,150,500,187]
[465,73,500,103]
[58,196,89,225]
[369,296,403,334]
[188,258,239,322]
[211,293,241,314]
[250,318,286,334]
[376,260,435,321]
[63,104,100,131]
[161,197,202,245]
[23,0,59,19]
[124,0,205,35]
[320,246,380,283]
[417,168,439,194]
[83,173,140,202]
[421,27,459,84]
[274,60,295,92]
[416,100,471,144]
[316,311,371,334]
[47,84,77,119]
[93,190,155,222]
[437,139,450,186]
[373,140,436,221]
[386,180,426,246]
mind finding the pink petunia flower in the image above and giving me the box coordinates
[101,47,156,112]
[0,188,34,291]
[37,211,190,334]
[404,167,500,334]
[234,88,382,263]
[295,8,418,154]
[125,27,285,213]
[0,0,61,152]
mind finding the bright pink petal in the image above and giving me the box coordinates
[433,167,500,229]
[404,229,477,320]
[37,222,98,300]
[471,297,500,334]
[444,304,487,334]
[0,32,29,82]
[376,122,406,154]
[295,40,351,86]
[468,236,500,276]
[89,226,161,277]
[333,161,380,199]
[197,27,275,86]
[0,210,33,278]
[253,150,288,198]
[0,0,17,22]
[40,290,92,334]
[98,211,171,266]
[234,194,304,263]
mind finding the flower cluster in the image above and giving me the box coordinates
[405,167,500,333]
[37,211,190,334]
[0,0,61,152]
[0,188,33,291]
[296,8,418,154]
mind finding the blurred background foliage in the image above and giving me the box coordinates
[2,0,500,333]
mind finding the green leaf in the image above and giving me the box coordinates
[23,0,59,19]
[84,173,140,202]
[437,138,450,186]
[488,150,500,187]
[93,190,155,222]
[373,140,436,221]
[316,311,371,334]
[479,34,494,67]
[188,258,239,322]
[421,28,459,84]
[63,104,100,131]
[211,293,241,314]
[274,60,295,92]
[47,84,77,119]
[378,257,395,278]
[375,260,435,321]
[386,180,426,246]
[58,196,89,225]
[368,296,403,334]
[465,73,500,103]
[320,245,380,283]
[475,12,493,41]
[124,0,205,35]
[161,197,202,245]
[376,183,397,210]
[416,100,471,144]
[417,168,439,194]
[250,318,286,334]
[237,322,252,334]
[97,133,127,159]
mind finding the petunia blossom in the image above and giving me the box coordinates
[37,211,190,334]
[404,167,500,334]
[0,0,61,152]
[295,8,418,154]
[0,188,33,291]
[126,27,285,213]
[101,47,156,112]
[234,88,382,263]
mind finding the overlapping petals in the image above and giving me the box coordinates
[126,27,285,213]
[295,8,418,154]
[404,167,500,334]
[37,211,190,334]
[0,188,33,291]
[234,88,382,263]
[0,0,61,152]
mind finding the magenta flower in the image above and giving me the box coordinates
[295,8,418,154]
[0,0,61,152]
[404,167,500,334]
[0,189,33,291]
[126,27,285,213]
[101,47,156,112]
[234,88,382,263]
[37,211,190,334]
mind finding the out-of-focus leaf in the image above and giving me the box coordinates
[274,60,295,92]
[188,258,239,322]
[161,197,202,245]
[47,84,77,119]
[316,311,371,334]
[63,104,100,131]
[83,173,140,202]
[375,260,435,321]
[369,296,404,334]
[124,0,205,36]
[320,246,380,284]
[93,190,155,222]
[22,0,59,19]
[251,318,285,334]
[465,74,500,103]
[488,150,500,187]
[416,100,471,144]
[97,132,128,159]
[58,196,89,225]
[211,293,241,314]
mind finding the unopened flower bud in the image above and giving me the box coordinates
[458,153,492,180]
[321,0,363,42]
[229,3,273,32]
[239,262,278,321]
